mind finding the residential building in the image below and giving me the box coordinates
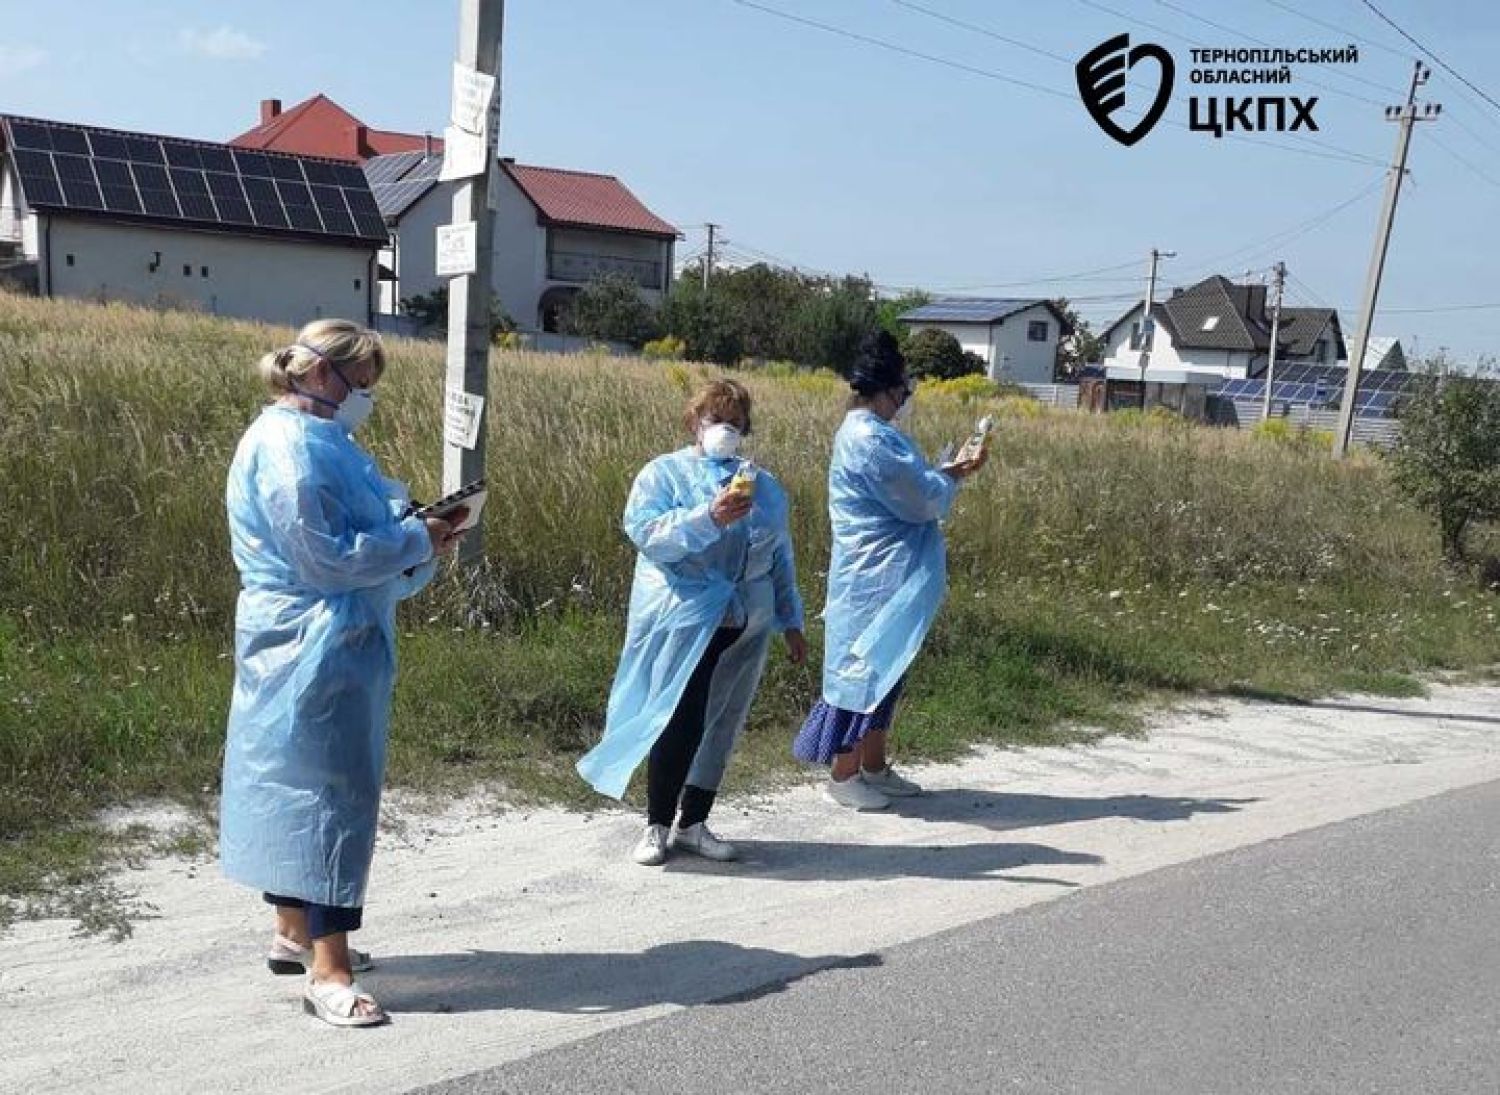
[0,114,385,326]
[231,94,678,333]
[897,298,1071,384]
[1344,336,1406,371]
[1100,275,1347,384]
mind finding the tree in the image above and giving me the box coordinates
[904,328,975,380]
[562,273,663,348]
[1391,376,1500,563]
[876,290,932,350]
[1052,297,1103,381]
[662,279,743,365]
[789,275,879,375]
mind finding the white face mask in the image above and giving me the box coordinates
[700,422,743,460]
[335,387,376,433]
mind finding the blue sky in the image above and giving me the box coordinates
[3,0,1499,361]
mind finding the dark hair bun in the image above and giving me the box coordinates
[849,329,906,394]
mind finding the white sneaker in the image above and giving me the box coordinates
[632,823,671,866]
[823,774,890,811]
[671,822,739,862]
[861,764,923,798]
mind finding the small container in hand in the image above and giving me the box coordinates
[729,461,759,500]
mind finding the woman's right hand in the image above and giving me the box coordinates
[425,516,463,556]
[710,486,753,528]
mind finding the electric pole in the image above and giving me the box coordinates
[442,0,504,563]
[1138,246,1175,405]
[702,222,719,293]
[1333,60,1440,458]
[1261,261,1286,422]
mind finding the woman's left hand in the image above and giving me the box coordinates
[784,628,808,665]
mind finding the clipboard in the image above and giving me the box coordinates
[413,479,487,532]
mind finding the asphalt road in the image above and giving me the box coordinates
[419,780,1500,1094]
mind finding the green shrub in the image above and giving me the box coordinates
[643,334,686,360]
[1392,376,1500,562]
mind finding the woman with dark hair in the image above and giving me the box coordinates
[793,330,985,810]
[579,379,806,864]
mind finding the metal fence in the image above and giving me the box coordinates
[1017,383,1082,409]
[1227,401,1402,449]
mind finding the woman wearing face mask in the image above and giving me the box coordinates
[793,330,985,811]
[578,379,806,866]
[221,319,465,1027]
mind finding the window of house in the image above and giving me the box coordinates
[1129,321,1141,349]
[1201,316,1220,331]
[201,266,209,278]
[354,278,362,290]
[1314,338,1327,362]
[183,264,192,276]
[65,253,75,266]
[1027,320,1049,342]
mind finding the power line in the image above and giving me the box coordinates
[1423,131,1500,190]
[1356,0,1500,118]
[1257,0,1407,61]
[733,0,1387,169]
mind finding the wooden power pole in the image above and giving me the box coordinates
[1261,261,1286,422]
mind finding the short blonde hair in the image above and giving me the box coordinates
[256,318,387,395]
[683,379,753,436]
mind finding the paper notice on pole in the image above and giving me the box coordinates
[438,125,488,181]
[450,62,497,138]
[435,222,478,278]
[444,388,485,450]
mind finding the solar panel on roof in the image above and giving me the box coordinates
[4,116,386,244]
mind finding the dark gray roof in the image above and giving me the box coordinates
[363,152,443,221]
[1103,275,1343,358]
[900,297,1056,325]
[1,114,387,246]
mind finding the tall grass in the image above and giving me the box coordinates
[1,290,1497,877]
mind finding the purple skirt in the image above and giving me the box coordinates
[793,680,906,765]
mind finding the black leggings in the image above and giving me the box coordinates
[647,626,743,828]
[263,893,363,938]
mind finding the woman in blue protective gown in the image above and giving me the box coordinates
[794,330,986,812]
[221,319,465,1027]
[577,379,806,867]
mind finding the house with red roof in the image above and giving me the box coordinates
[230,95,679,331]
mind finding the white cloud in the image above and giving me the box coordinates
[0,45,49,76]
[178,26,267,61]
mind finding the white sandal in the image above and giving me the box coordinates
[303,977,388,1028]
[267,934,373,976]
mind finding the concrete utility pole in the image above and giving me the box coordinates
[1261,261,1286,423]
[1333,60,1440,458]
[702,222,719,293]
[443,0,504,562]
[1138,246,1175,405]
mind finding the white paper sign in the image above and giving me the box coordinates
[444,388,486,450]
[450,62,497,138]
[438,125,488,181]
[435,222,478,278]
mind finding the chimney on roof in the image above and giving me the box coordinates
[260,99,282,125]
[350,124,369,159]
[423,131,434,156]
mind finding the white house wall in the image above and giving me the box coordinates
[45,219,371,327]
[990,304,1061,385]
[488,169,546,327]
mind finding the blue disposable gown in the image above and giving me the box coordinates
[577,447,804,799]
[220,406,436,907]
[821,409,958,713]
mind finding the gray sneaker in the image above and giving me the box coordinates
[823,774,891,811]
[671,822,739,861]
[861,764,923,798]
[632,823,671,866]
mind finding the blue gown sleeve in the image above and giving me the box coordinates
[622,461,723,565]
[258,456,434,593]
[771,529,804,632]
[863,432,960,525]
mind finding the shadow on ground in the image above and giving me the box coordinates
[376,941,881,1015]
[665,837,1102,884]
[888,789,1257,832]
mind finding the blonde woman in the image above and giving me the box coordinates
[220,320,464,1027]
[578,379,806,865]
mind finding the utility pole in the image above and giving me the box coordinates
[1333,60,1440,458]
[702,222,719,293]
[1261,261,1286,422]
[1138,246,1175,407]
[443,0,504,562]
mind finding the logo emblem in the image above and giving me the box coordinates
[1076,33,1175,146]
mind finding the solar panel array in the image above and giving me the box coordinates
[1218,364,1416,419]
[902,298,1037,323]
[2,116,388,244]
[364,152,444,221]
